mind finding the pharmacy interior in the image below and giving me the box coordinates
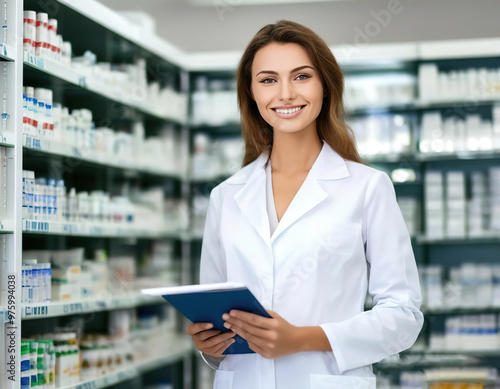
[1,0,500,388]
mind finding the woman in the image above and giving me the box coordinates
[186,20,423,389]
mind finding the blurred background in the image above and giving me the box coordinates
[1,0,500,389]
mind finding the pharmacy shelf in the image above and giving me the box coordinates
[0,132,15,147]
[22,219,184,239]
[22,292,163,320]
[135,337,194,373]
[23,52,186,125]
[0,219,14,233]
[23,136,185,180]
[0,43,16,62]
[426,377,497,384]
[347,102,416,116]
[416,150,500,161]
[375,354,479,370]
[416,97,500,110]
[407,349,500,358]
[54,0,187,69]
[416,235,500,245]
[363,152,417,163]
[21,219,201,241]
[425,306,500,316]
[0,307,9,323]
[58,335,193,389]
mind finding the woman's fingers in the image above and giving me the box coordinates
[194,329,222,341]
[202,330,236,349]
[206,334,236,357]
[186,322,213,336]
[201,331,236,353]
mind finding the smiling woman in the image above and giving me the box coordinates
[185,19,424,389]
[236,20,364,168]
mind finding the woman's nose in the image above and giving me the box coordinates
[279,80,296,101]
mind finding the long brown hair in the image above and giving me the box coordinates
[236,20,366,167]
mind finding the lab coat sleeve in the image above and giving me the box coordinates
[198,186,227,370]
[319,171,424,374]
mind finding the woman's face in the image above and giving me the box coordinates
[251,42,324,135]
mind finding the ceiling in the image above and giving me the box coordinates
[98,0,500,53]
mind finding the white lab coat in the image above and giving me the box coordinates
[199,139,424,389]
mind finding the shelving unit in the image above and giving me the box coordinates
[55,334,193,389]
[1,0,198,388]
[1,0,499,388]
[21,292,163,320]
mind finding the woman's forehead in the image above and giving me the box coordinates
[252,43,312,75]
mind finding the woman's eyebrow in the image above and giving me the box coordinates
[256,65,315,77]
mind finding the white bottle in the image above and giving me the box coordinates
[22,87,28,135]
[27,171,35,220]
[68,188,76,222]
[45,89,53,140]
[34,88,46,139]
[77,191,89,223]
[56,180,66,222]
[52,103,62,143]
[45,263,51,302]
[25,87,37,137]
[48,19,57,61]
[22,259,37,305]
[35,13,49,58]
[47,179,56,221]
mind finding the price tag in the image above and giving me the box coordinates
[70,223,79,234]
[76,382,97,389]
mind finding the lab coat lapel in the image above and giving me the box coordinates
[233,147,272,247]
[270,140,350,244]
[231,140,351,247]
[270,175,327,244]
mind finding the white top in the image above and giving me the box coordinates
[199,139,423,388]
[200,154,279,369]
[265,155,279,238]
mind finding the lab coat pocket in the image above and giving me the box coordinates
[214,370,234,389]
[310,374,376,389]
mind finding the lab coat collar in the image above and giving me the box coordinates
[227,139,351,245]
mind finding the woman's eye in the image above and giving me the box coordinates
[260,74,310,84]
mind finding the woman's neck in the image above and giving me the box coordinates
[269,132,322,176]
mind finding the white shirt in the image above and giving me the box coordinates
[199,140,423,389]
[201,155,279,369]
[265,155,279,238]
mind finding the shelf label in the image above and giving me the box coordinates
[76,382,97,389]
[29,305,48,317]
[78,76,87,88]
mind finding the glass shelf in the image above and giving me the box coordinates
[23,136,184,180]
[22,292,163,320]
[57,334,193,389]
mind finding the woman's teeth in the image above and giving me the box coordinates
[274,106,303,114]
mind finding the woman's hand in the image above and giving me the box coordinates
[222,309,302,359]
[185,322,236,357]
